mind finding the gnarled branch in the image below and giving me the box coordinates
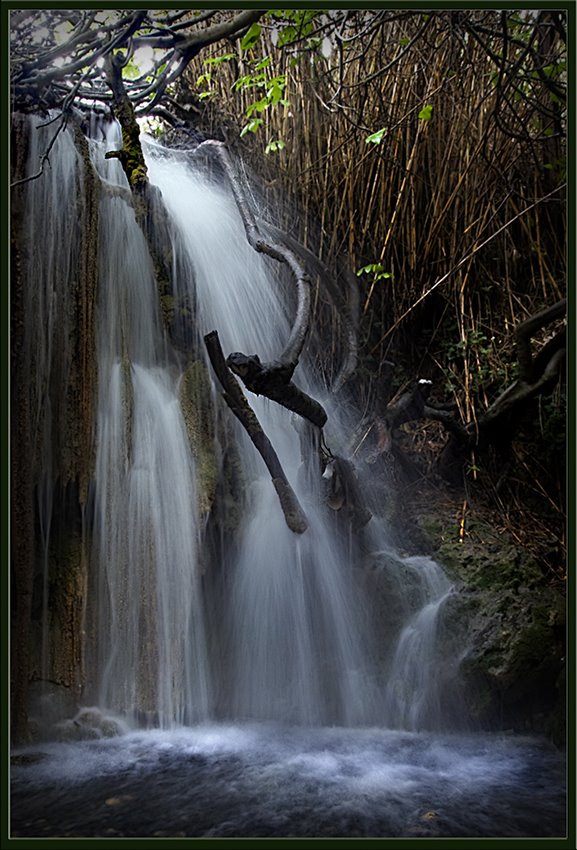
[225,353,327,428]
[196,139,311,367]
[195,139,328,428]
[258,219,359,393]
[515,297,566,383]
[375,299,566,472]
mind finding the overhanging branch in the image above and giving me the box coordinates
[196,139,327,428]
[196,139,311,367]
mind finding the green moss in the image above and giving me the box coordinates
[437,540,544,591]
[180,361,218,515]
[160,294,175,327]
[121,126,148,191]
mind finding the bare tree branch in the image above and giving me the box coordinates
[196,139,311,368]
[204,330,308,534]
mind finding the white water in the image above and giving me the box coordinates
[20,116,87,686]
[383,556,455,729]
[22,117,460,731]
[88,127,210,725]
[145,145,383,726]
[11,723,566,838]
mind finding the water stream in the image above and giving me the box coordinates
[11,116,566,839]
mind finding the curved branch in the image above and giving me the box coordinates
[175,9,265,53]
[195,139,311,367]
[258,219,358,393]
[477,347,565,435]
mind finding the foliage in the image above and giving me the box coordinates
[356,264,392,281]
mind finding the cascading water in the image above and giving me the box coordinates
[86,124,211,726]
[381,556,455,729]
[11,116,566,839]
[144,144,381,727]
[11,117,503,729]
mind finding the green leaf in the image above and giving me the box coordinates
[246,98,269,117]
[240,117,263,137]
[233,72,266,92]
[365,128,387,145]
[399,36,410,47]
[265,139,286,154]
[204,53,236,66]
[268,82,284,105]
[356,263,392,280]
[240,22,262,51]
[418,104,433,121]
[123,58,142,80]
[255,56,272,70]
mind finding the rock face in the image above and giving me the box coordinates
[417,515,566,744]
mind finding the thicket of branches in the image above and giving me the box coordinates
[10,8,568,575]
[180,9,567,576]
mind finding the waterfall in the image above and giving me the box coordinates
[382,556,455,730]
[18,115,91,701]
[85,124,211,726]
[144,146,384,726]
[17,115,462,733]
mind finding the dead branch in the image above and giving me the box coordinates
[10,114,68,188]
[204,330,308,534]
[195,139,311,368]
[478,346,565,434]
[258,219,359,393]
[515,297,566,383]
[225,353,327,428]
[195,140,329,428]
[374,296,565,475]
[11,10,265,115]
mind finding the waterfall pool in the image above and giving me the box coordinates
[11,722,566,838]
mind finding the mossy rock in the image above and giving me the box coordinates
[452,584,565,736]
[210,443,245,534]
[437,539,545,591]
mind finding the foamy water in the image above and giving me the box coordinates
[11,724,566,838]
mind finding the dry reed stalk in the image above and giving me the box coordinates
[183,15,565,522]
